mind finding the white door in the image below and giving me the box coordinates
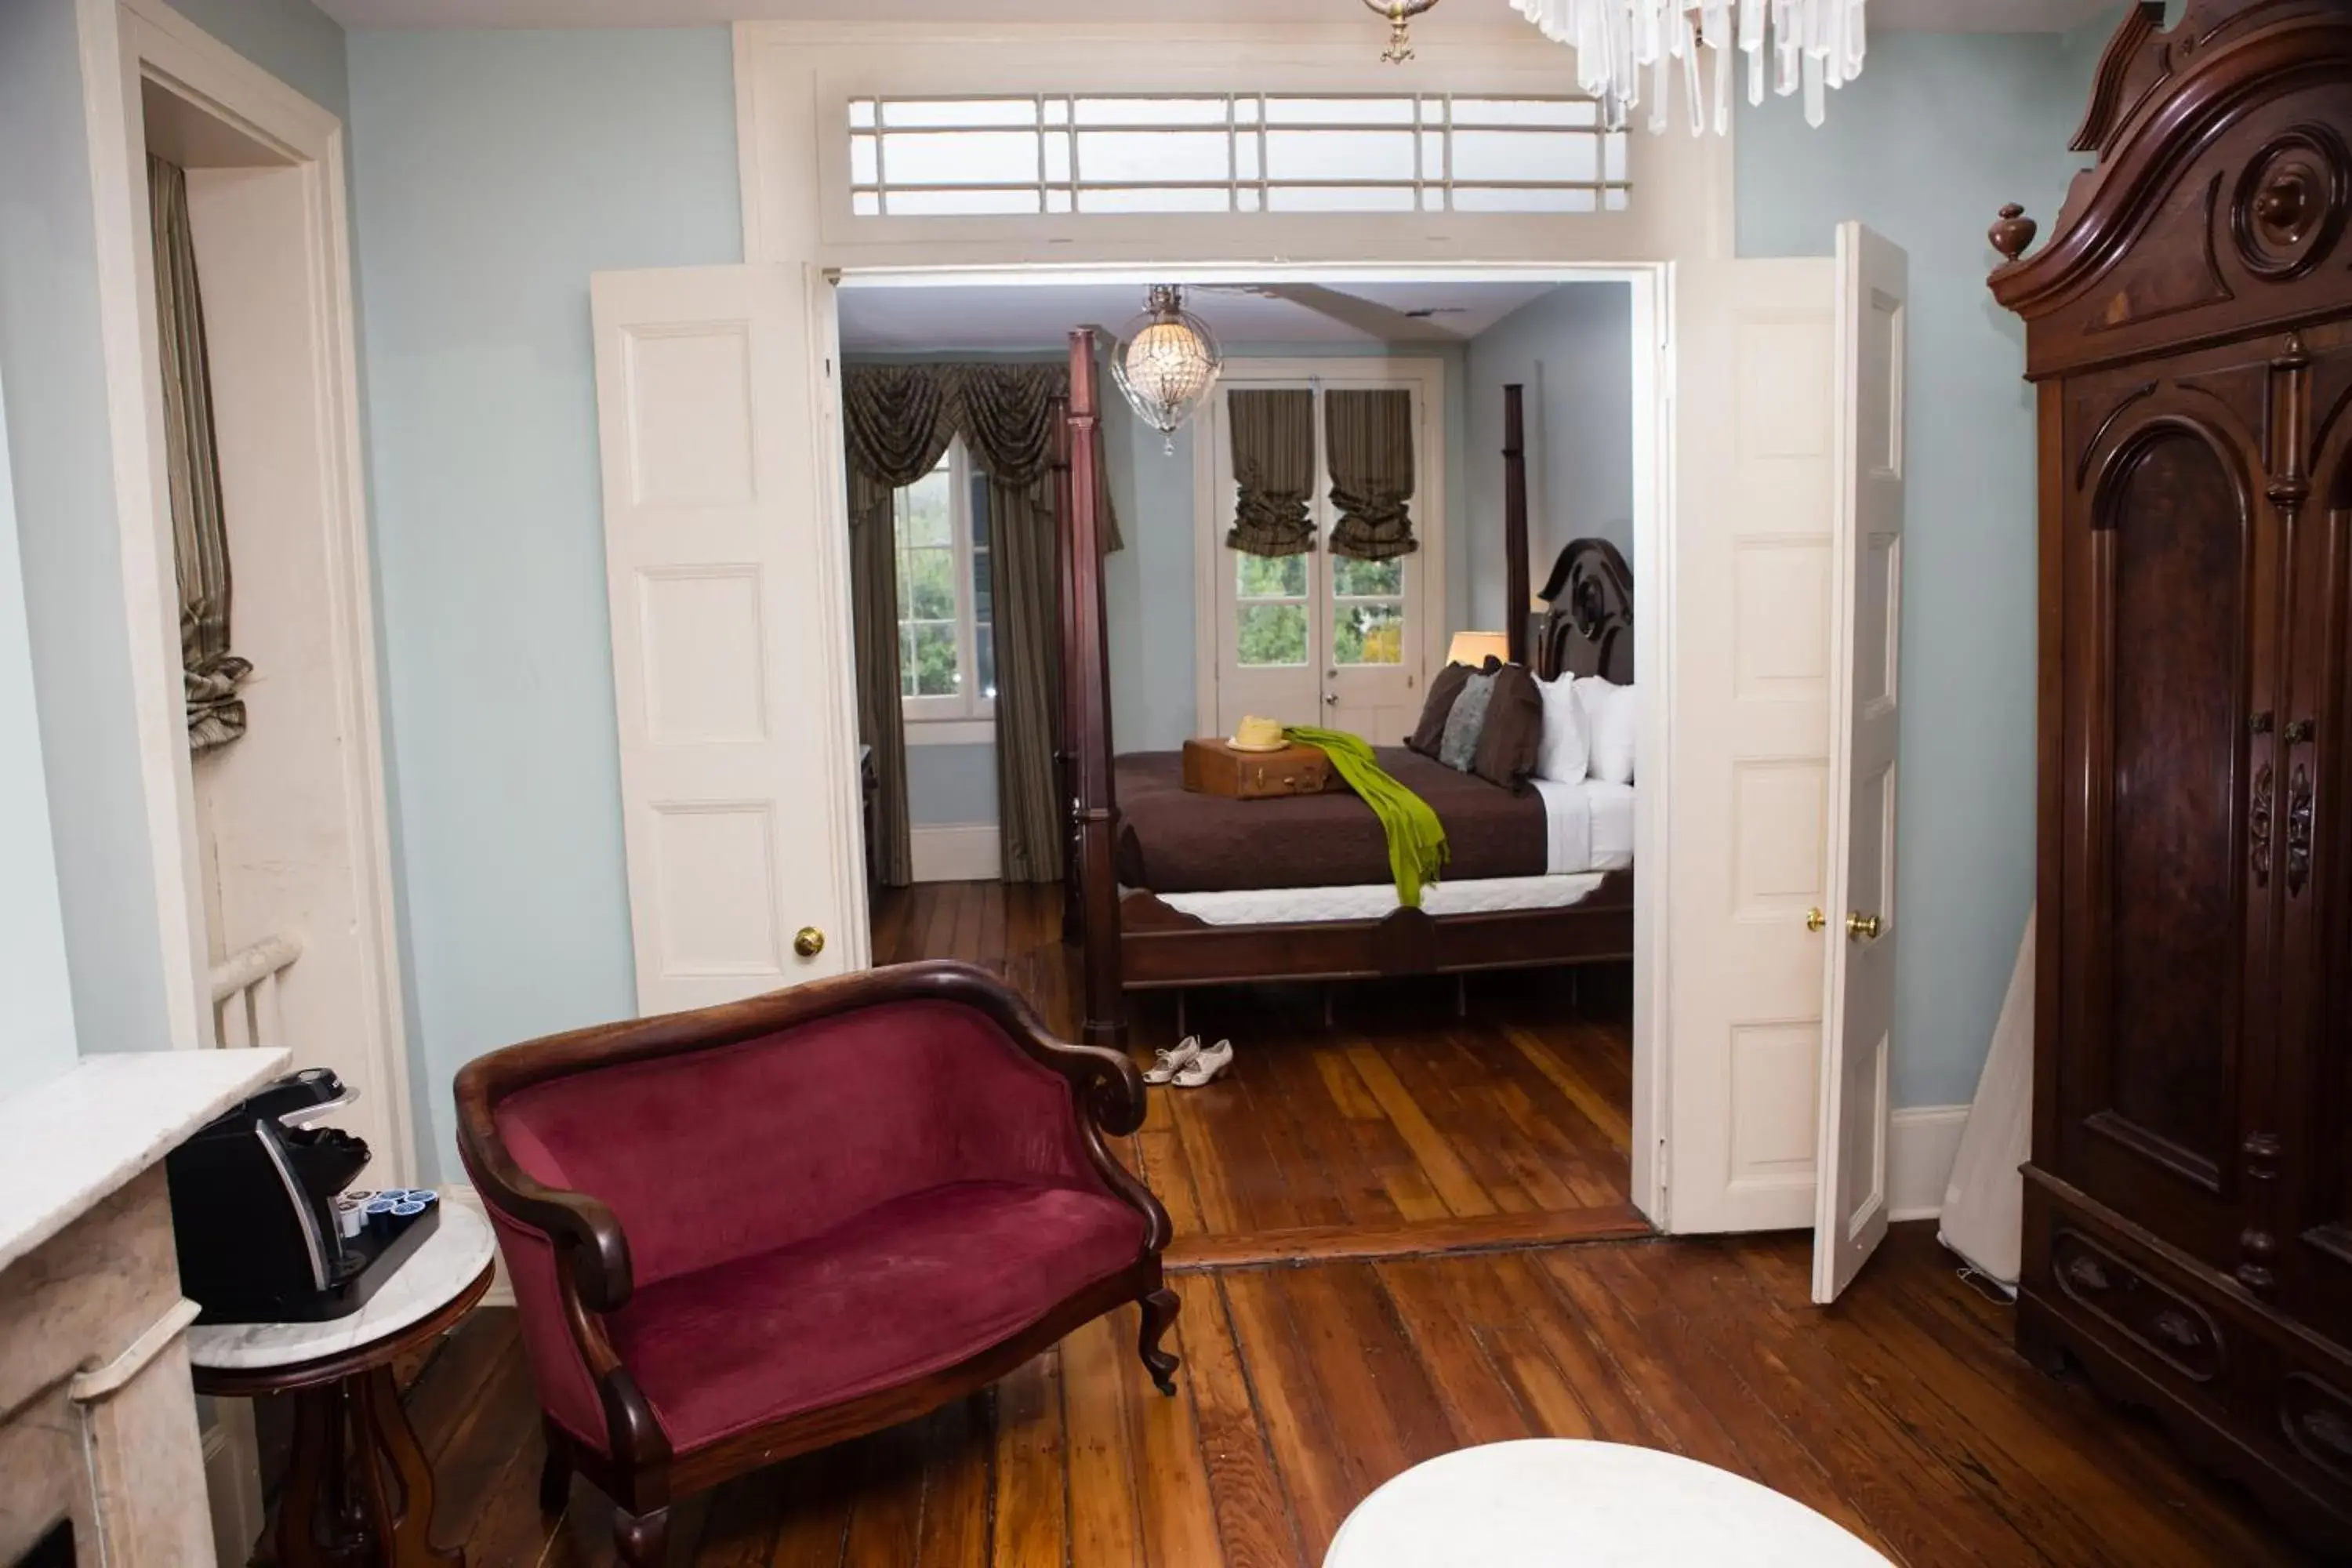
[1663,253,1843,1234]
[1201,361,1443,744]
[590,264,867,1015]
[1813,223,1908,1301]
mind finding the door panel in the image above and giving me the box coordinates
[591,264,862,1014]
[2058,354,2274,1272]
[1814,222,1906,1301]
[1665,254,1840,1234]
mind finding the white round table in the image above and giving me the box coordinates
[1323,1439,1889,1567]
[189,1201,498,1567]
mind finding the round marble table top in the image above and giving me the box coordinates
[1323,1439,1889,1567]
[187,1200,495,1372]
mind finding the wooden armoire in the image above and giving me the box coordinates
[1990,0,2352,1548]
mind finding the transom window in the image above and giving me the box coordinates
[896,439,996,721]
[848,93,1629,219]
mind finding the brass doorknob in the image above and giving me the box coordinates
[1806,908,1827,933]
[1846,911,1882,942]
[793,927,826,958]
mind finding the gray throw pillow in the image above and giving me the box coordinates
[1439,670,1496,772]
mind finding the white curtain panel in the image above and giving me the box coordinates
[1939,906,2034,1290]
[1508,0,1867,131]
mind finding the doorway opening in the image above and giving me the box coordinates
[837,267,1661,1266]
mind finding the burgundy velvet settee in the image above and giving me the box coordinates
[454,961,1177,1566]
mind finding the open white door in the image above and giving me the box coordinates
[1813,223,1908,1301]
[590,264,869,1014]
[1663,253,1841,1234]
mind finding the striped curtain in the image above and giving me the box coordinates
[149,156,250,753]
[1326,387,1420,561]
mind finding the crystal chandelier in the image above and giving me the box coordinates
[1111,287,1224,456]
[1368,0,1867,132]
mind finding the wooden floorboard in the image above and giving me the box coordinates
[870,880,1640,1265]
[343,882,2318,1565]
[396,1226,2318,1566]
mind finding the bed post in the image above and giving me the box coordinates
[1051,395,1083,947]
[1504,383,1530,669]
[1065,332,1127,1048]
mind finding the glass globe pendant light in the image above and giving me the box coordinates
[1110,285,1223,456]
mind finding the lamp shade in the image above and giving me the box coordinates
[1446,630,1510,668]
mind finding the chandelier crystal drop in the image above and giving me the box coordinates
[1509,0,1866,132]
[1111,286,1224,456]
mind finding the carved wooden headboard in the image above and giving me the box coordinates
[1534,538,1634,684]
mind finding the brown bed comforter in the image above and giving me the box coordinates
[1113,747,1547,894]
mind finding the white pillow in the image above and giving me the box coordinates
[1534,673,1589,784]
[1575,676,1637,786]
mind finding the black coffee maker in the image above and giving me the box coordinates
[165,1067,439,1323]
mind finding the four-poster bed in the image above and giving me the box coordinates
[1054,330,1635,1047]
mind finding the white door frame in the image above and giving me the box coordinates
[1189,355,1450,742]
[72,0,411,1134]
[838,262,1669,1221]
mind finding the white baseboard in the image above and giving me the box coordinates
[910,822,1002,883]
[439,1181,514,1308]
[1889,1104,1970,1222]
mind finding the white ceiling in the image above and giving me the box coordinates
[321,0,2113,34]
[836,278,1573,353]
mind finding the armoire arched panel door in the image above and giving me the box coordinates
[2060,395,2270,1271]
[1992,0,2352,1549]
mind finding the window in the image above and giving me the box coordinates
[896,439,995,723]
[1332,556,1404,666]
[1236,552,1309,668]
[848,93,1629,219]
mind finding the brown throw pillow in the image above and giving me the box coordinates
[1473,664,1544,792]
[1407,660,1476,759]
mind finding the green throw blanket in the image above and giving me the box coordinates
[1284,726,1450,908]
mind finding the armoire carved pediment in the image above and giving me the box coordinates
[1989,0,2352,377]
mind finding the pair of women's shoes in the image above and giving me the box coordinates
[1144,1035,1235,1087]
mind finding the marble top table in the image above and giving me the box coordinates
[190,1203,497,1568]
[189,1200,497,1373]
[1323,1439,1890,1567]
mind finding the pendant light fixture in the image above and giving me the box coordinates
[1110,286,1223,456]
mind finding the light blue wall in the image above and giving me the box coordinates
[1464,283,1635,630]
[1737,31,2090,1108]
[349,29,742,1177]
[0,0,181,1059]
[907,743,1000,826]
[0,360,79,1098]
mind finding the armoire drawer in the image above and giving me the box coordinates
[2049,1227,2227,1382]
[2025,1176,2352,1549]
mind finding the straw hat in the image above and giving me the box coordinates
[1229,714,1286,753]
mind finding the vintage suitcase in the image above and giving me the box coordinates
[1181,738,1342,799]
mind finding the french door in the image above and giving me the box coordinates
[1199,360,1443,746]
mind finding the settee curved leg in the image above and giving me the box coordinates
[615,1504,670,1566]
[1137,1287,1181,1396]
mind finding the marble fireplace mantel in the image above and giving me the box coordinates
[0,1047,288,1566]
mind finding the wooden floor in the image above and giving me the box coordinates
[399,1226,2316,1566]
[871,880,1649,1266]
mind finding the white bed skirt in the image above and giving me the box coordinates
[1156,869,1618,928]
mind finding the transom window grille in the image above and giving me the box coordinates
[847,94,1629,218]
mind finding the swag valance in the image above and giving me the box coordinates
[840,362,1123,552]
